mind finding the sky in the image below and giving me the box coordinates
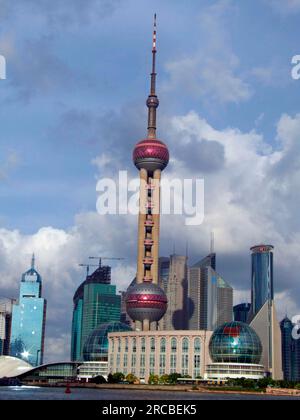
[0,0,300,362]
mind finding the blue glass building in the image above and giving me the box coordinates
[233,303,251,323]
[71,265,121,361]
[250,245,274,317]
[10,255,47,366]
[280,317,300,381]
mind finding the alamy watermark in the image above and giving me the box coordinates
[292,55,300,80]
[96,171,204,226]
[292,315,300,340]
[0,54,6,80]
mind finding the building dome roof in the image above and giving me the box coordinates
[133,138,169,172]
[0,356,32,378]
[83,322,132,362]
[209,321,262,364]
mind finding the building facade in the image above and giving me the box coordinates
[10,256,46,366]
[159,255,189,331]
[248,245,283,380]
[0,298,16,356]
[71,265,121,361]
[188,256,233,331]
[108,330,212,381]
[280,317,300,381]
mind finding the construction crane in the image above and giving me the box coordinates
[78,263,99,277]
[88,256,124,268]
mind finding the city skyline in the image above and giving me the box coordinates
[0,1,300,362]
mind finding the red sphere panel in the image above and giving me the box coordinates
[133,139,169,163]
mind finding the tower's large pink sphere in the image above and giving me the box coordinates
[125,282,168,323]
[133,139,169,172]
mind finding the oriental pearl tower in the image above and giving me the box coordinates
[125,15,169,331]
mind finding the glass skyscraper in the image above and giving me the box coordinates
[0,298,15,355]
[233,303,251,323]
[250,245,274,317]
[10,255,47,366]
[71,265,121,361]
[280,317,300,381]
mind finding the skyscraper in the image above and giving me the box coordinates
[0,298,16,356]
[250,245,274,318]
[233,303,251,323]
[71,264,121,361]
[249,245,283,379]
[159,254,188,331]
[125,15,168,332]
[280,317,300,381]
[188,253,233,331]
[10,255,47,366]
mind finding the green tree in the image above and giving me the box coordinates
[148,374,159,385]
[159,374,169,385]
[126,373,138,384]
[167,373,182,384]
[112,372,125,383]
[91,375,107,384]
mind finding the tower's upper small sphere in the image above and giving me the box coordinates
[125,282,168,323]
[209,321,262,364]
[133,139,169,172]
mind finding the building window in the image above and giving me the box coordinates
[132,354,136,368]
[150,337,155,353]
[182,337,189,353]
[171,338,177,353]
[111,339,114,353]
[124,354,128,368]
[159,354,166,376]
[140,354,145,368]
[160,338,166,353]
[150,354,155,374]
[116,354,120,370]
[132,338,136,353]
[182,354,189,376]
[117,338,121,353]
[141,338,146,353]
[194,338,201,354]
[125,338,128,353]
[170,354,177,374]
[194,355,201,378]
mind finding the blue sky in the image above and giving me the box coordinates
[0,0,300,361]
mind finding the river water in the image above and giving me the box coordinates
[0,386,298,400]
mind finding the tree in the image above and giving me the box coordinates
[148,374,159,385]
[159,374,169,385]
[91,375,107,384]
[126,373,138,384]
[167,373,182,384]
[112,372,125,383]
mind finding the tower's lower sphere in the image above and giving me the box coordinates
[125,282,167,323]
[209,321,262,364]
[133,138,169,172]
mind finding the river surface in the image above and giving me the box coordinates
[0,386,299,400]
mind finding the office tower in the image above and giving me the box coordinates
[233,303,251,323]
[120,291,134,327]
[280,317,300,381]
[71,264,121,361]
[159,254,188,330]
[125,15,168,332]
[0,298,16,356]
[188,254,233,331]
[10,255,47,366]
[249,245,283,379]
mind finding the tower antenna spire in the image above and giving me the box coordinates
[210,231,215,254]
[31,253,35,270]
[147,13,159,139]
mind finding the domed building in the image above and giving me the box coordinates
[83,322,132,362]
[205,321,265,380]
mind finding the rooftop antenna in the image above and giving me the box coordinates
[31,253,35,270]
[210,231,215,254]
[78,263,99,278]
[147,13,158,139]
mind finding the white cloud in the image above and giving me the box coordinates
[163,1,252,104]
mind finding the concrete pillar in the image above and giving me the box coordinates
[152,169,161,284]
[136,168,148,283]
